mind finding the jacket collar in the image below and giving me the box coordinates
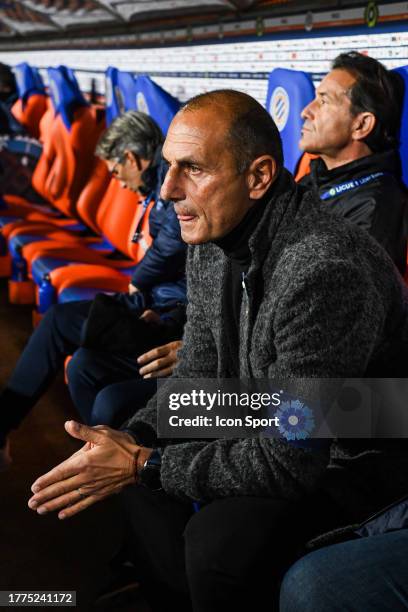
[215,167,306,377]
[246,167,299,274]
[309,149,402,189]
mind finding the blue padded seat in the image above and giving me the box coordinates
[59,286,116,303]
[105,67,138,126]
[47,65,89,130]
[0,216,23,228]
[135,75,180,135]
[265,68,315,175]
[9,234,50,257]
[14,62,45,102]
[31,256,71,285]
[31,251,138,285]
[393,66,408,188]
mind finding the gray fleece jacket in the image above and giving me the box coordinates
[128,169,408,521]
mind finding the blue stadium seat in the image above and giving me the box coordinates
[393,66,408,187]
[105,66,138,125]
[135,75,180,135]
[14,62,45,102]
[11,63,48,139]
[47,65,89,130]
[265,68,315,175]
[59,286,116,303]
[20,66,143,289]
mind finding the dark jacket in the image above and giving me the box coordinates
[127,169,408,531]
[300,150,408,275]
[131,150,186,290]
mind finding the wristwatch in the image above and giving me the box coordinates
[139,448,162,491]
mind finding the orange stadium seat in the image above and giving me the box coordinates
[6,68,146,310]
[26,183,153,311]
[3,67,135,250]
[32,68,104,217]
[1,66,103,228]
[24,71,182,313]
[11,63,48,139]
[294,152,319,182]
[11,95,48,140]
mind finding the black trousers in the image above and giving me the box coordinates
[0,299,165,437]
[120,485,346,612]
[90,378,157,428]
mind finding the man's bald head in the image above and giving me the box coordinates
[179,89,284,173]
[162,89,281,245]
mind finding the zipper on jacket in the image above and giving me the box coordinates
[241,272,249,316]
[241,271,254,377]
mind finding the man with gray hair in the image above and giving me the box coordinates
[0,110,186,467]
[96,109,164,198]
[28,91,408,611]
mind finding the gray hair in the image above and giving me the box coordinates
[96,110,163,162]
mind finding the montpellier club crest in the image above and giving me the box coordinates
[269,86,290,132]
[136,92,149,114]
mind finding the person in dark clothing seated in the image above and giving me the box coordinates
[97,111,186,291]
[28,90,408,612]
[299,51,407,275]
[0,111,186,469]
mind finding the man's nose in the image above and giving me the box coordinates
[301,100,315,120]
[160,166,183,201]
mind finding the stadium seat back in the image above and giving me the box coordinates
[96,180,146,260]
[13,62,45,103]
[135,75,180,135]
[105,67,138,125]
[11,63,47,139]
[73,67,140,234]
[31,67,103,217]
[47,66,88,130]
[32,107,102,218]
[72,67,143,234]
[12,96,48,140]
[265,67,315,174]
[38,98,54,143]
[393,66,408,187]
[75,157,111,234]
[294,152,319,182]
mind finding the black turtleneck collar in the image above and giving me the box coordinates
[213,178,279,266]
[212,170,284,375]
[310,149,402,187]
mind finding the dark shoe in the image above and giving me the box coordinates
[0,438,11,472]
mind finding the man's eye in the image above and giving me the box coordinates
[188,165,201,174]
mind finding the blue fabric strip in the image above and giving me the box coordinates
[320,172,385,201]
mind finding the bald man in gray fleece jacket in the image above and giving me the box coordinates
[127,167,408,505]
[29,90,408,611]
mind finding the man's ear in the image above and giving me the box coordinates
[352,112,376,142]
[124,150,142,170]
[247,155,277,200]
